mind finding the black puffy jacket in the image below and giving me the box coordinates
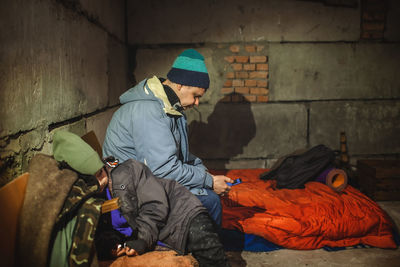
[260,144,335,189]
[110,159,206,254]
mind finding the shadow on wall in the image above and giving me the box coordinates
[188,93,256,170]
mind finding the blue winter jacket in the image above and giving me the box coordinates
[103,76,213,195]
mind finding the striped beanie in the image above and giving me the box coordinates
[167,49,210,89]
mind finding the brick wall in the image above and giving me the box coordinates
[361,0,387,40]
[221,45,269,103]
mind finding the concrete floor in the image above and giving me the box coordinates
[226,201,400,267]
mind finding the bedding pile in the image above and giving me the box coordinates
[217,169,396,250]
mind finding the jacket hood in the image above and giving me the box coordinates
[119,79,151,104]
[119,76,182,116]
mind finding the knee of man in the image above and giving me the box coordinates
[207,190,222,210]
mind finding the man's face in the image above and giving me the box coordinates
[177,85,206,110]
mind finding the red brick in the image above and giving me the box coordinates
[234,56,249,63]
[224,56,235,63]
[250,87,269,95]
[372,32,384,39]
[235,87,249,94]
[232,79,244,87]
[230,45,240,53]
[226,72,235,79]
[256,64,269,71]
[231,63,242,71]
[221,87,234,94]
[250,56,267,63]
[235,71,249,79]
[361,32,371,39]
[362,11,385,21]
[245,79,257,87]
[220,95,232,102]
[244,95,257,102]
[257,80,268,87]
[364,0,384,4]
[245,45,257,52]
[256,45,265,52]
[249,71,268,79]
[362,22,384,31]
[257,95,269,102]
[223,80,233,87]
[232,94,244,102]
[363,2,386,12]
[361,31,384,39]
[243,64,255,71]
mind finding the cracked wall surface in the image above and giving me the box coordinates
[1,0,400,186]
[0,0,129,186]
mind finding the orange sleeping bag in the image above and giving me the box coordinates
[216,169,396,249]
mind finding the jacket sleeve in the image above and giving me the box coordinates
[188,152,205,167]
[131,101,213,190]
[113,160,169,254]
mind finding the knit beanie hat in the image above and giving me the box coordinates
[167,49,210,89]
[52,131,104,175]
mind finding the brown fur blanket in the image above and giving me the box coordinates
[16,154,78,267]
[99,251,198,267]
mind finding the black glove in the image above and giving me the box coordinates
[124,238,147,255]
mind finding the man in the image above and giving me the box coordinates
[103,49,232,224]
[53,131,230,267]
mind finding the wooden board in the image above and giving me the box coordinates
[81,130,103,158]
[101,197,120,213]
[0,173,29,267]
[357,159,400,201]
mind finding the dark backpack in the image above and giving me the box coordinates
[260,144,336,189]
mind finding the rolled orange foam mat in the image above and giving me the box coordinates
[316,168,348,192]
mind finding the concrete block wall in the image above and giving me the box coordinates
[130,0,400,170]
[1,0,399,186]
[0,0,129,187]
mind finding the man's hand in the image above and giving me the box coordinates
[212,175,234,195]
[112,244,138,257]
[124,247,138,256]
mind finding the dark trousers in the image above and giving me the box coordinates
[195,189,222,225]
[186,213,230,267]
